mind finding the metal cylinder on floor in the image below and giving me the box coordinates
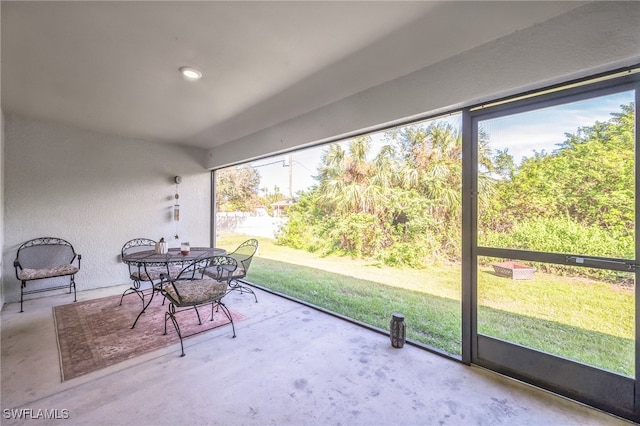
[390,312,406,348]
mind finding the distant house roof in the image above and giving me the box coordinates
[271,200,295,207]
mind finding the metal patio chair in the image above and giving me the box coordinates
[119,238,181,307]
[160,255,238,356]
[226,238,259,302]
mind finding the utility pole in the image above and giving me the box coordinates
[287,154,293,200]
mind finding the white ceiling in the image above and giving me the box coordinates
[1,1,584,149]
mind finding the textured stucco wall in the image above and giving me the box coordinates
[207,1,640,168]
[1,112,4,310]
[1,2,5,309]
[2,114,211,306]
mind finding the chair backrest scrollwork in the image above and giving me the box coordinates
[121,238,156,258]
[229,239,259,277]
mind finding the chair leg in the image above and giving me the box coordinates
[20,282,25,313]
[165,304,185,356]
[215,301,236,338]
[119,286,145,307]
[119,279,147,310]
[71,275,77,302]
[231,280,258,303]
[193,306,202,325]
[244,286,258,303]
[172,315,185,357]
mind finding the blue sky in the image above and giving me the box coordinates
[251,90,634,197]
[484,91,634,166]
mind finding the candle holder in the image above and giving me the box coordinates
[390,313,406,348]
[180,241,190,256]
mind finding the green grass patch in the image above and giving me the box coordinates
[247,257,462,355]
[218,232,635,376]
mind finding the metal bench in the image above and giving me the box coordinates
[14,237,81,312]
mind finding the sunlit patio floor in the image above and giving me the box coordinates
[0,284,630,425]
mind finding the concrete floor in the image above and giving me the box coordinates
[0,284,632,425]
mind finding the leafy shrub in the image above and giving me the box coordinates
[376,241,430,268]
[481,216,634,283]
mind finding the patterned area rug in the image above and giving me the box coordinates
[53,293,244,381]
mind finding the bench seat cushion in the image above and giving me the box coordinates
[18,264,79,281]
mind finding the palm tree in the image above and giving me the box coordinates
[318,136,373,215]
[309,120,496,260]
[388,122,463,222]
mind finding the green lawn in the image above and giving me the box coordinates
[218,233,635,376]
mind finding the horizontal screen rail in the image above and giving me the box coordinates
[477,247,637,272]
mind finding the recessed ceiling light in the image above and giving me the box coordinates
[179,66,202,81]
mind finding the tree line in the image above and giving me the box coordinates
[279,103,635,281]
[216,103,635,282]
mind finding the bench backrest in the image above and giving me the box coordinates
[16,237,76,269]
